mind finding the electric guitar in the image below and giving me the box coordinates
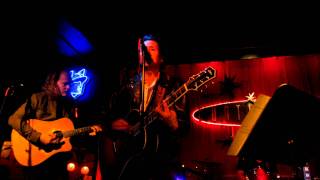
[11,117,101,166]
[112,66,216,178]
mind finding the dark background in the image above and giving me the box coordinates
[1,4,320,121]
[1,4,320,178]
[2,4,320,84]
[1,4,320,115]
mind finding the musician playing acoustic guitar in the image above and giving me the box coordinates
[100,34,190,180]
[8,67,101,180]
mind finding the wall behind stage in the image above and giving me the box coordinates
[166,54,320,178]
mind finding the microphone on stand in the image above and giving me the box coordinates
[4,87,12,97]
[138,38,153,66]
[0,80,25,115]
[4,81,24,97]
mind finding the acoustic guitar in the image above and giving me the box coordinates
[11,117,101,166]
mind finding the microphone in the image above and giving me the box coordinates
[4,87,12,97]
[9,80,25,88]
[4,81,25,97]
[138,38,153,66]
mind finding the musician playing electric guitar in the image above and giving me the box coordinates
[99,34,190,180]
[8,67,102,180]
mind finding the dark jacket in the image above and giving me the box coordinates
[108,70,189,161]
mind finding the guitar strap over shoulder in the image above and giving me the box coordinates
[20,96,35,131]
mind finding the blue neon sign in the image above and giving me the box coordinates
[70,68,89,99]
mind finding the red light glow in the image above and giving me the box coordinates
[67,162,76,172]
[192,99,249,127]
[81,166,90,175]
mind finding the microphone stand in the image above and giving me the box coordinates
[138,37,150,151]
[0,87,12,115]
[139,38,146,115]
[0,86,14,150]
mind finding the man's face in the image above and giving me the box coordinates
[143,40,160,66]
[57,71,71,96]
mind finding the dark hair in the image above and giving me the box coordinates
[142,34,161,43]
[142,33,164,64]
[42,68,69,96]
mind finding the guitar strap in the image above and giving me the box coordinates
[20,95,35,132]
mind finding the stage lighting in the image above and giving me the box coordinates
[67,162,76,172]
[80,165,90,175]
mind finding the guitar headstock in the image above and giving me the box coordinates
[89,124,103,136]
[186,66,216,91]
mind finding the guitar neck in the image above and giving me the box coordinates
[143,83,188,125]
[63,126,92,138]
[132,66,216,135]
[164,83,188,108]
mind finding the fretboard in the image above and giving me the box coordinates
[144,83,188,126]
[63,126,92,138]
[164,83,188,108]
